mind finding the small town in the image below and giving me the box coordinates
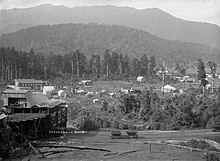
[0,1,220,161]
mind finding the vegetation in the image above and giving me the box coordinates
[0,47,160,81]
[69,85,220,131]
[0,23,220,65]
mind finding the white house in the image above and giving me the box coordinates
[137,76,144,82]
[43,86,55,95]
[161,85,176,93]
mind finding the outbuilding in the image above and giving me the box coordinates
[161,85,176,93]
[137,76,144,82]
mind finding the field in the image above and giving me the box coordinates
[17,129,220,161]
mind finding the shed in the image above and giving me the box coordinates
[137,76,144,82]
[161,85,176,93]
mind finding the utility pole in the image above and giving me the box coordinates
[162,71,165,95]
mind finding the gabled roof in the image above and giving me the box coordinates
[3,89,29,94]
[15,79,45,84]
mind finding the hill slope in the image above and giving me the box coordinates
[0,4,220,49]
[0,23,219,63]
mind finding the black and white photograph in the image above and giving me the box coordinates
[0,0,220,160]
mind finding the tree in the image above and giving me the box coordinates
[175,63,186,76]
[123,54,130,76]
[149,56,156,77]
[140,54,149,76]
[132,58,142,77]
[111,52,119,75]
[102,49,111,78]
[119,54,123,75]
[207,61,217,77]
[197,58,208,87]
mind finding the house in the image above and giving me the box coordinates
[137,76,144,82]
[2,89,67,139]
[15,79,46,90]
[161,85,176,93]
[49,82,69,90]
[43,86,55,95]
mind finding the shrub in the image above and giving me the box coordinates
[186,139,198,148]
[79,119,99,131]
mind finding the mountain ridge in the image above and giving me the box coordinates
[1,4,220,49]
[0,23,219,64]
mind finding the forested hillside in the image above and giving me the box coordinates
[1,4,220,49]
[0,23,219,64]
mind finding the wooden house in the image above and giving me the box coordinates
[49,82,69,90]
[2,89,67,139]
[15,79,46,90]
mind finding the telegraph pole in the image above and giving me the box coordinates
[162,71,165,95]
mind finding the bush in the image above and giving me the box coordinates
[79,119,99,131]
[186,139,198,148]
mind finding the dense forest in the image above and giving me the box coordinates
[0,47,162,81]
[1,4,220,50]
[0,23,220,65]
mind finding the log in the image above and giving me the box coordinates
[34,144,111,152]
[117,148,145,156]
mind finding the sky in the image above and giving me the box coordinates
[0,0,220,26]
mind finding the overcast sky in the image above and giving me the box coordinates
[1,0,220,26]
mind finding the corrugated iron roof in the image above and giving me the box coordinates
[16,79,45,84]
[3,89,29,94]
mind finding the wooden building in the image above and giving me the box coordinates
[2,89,67,139]
[49,82,69,90]
[15,79,46,90]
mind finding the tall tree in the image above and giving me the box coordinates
[207,61,217,77]
[140,54,149,76]
[149,56,156,77]
[197,58,208,93]
[119,54,123,75]
[102,49,111,78]
[123,54,130,76]
[132,58,142,77]
[111,52,119,75]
